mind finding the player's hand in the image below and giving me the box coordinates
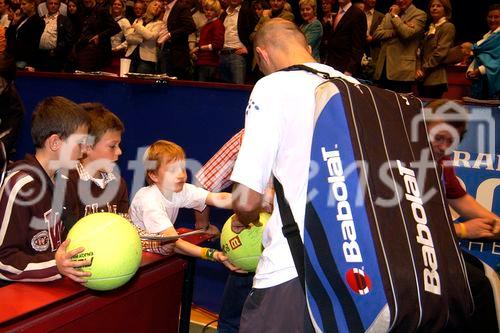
[461,218,496,239]
[55,239,92,283]
[230,215,249,234]
[214,251,247,273]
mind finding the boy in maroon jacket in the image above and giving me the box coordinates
[0,96,92,283]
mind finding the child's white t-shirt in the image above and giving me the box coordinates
[130,183,209,233]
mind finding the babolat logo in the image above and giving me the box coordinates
[346,268,372,295]
[321,146,362,263]
[397,161,441,295]
[72,251,94,268]
[229,236,242,250]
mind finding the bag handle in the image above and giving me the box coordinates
[273,176,306,291]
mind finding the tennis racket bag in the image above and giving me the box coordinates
[275,65,474,333]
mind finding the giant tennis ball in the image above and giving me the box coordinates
[220,212,270,272]
[66,213,142,291]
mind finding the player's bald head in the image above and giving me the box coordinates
[254,18,309,53]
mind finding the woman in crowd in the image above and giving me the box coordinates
[6,0,44,69]
[125,0,163,73]
[110,0,130,54]
[464,4,500,100]
[299,0,322,61]
[415,0,455,98]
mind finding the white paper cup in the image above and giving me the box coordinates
[120,58,131,77]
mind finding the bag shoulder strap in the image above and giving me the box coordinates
[273,176,306,291]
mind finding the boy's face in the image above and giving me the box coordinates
[427,121,458,161]
[57,124,89,169]
[152,158,187,194]
[85,129,122,172]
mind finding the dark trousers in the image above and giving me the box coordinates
[239,277,314,333]
[218,272,254,333]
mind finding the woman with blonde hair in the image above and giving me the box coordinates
[125,0,163,73]
[299,0,322,61]
[415,0,455,98]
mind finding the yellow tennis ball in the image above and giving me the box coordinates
[67,213,142,291]
[220,212,270,272]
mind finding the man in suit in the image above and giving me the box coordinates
[372,0,426,93]
[157,0,196,79]
[324,0,366,77]
[37,0,73,72]
[364,0,383,65]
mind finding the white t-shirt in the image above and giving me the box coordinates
[230,62,358,289]
[129,183,208,233]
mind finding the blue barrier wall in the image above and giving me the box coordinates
[453,104,500,271]
[14,73,252,312]
[13,73,500,309]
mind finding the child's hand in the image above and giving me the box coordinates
[214,251,247,273]
[55,239,92,283]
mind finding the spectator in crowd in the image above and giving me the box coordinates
[68,103,129,219]
[324,0,366,77]
[132,0,145,20]
[0,96,91,284]
[253,0,294,34]
[372,0,426,93]
[425,99,499,333]
[66,0,80,36]
[0,0,12,28]
[125,0,163,73]
[74,0,120,72]
[319,0,333,63]
[37,0,73,72]
[415,0,455,98]
[218,0,257,84]
[157,0,196,79]
[251,0,267,19]
[425,99,500,240]
[191,0,224,81]
[0,54,24,160]
[38,0,67,16]
[463,4,500,100]
[188,0,207,63]
[250,0,293,77]
[109,0,130,58]
[362,0,383,80]
[96,0,109,9]
[299,0,322,61]
[6,0,44,70]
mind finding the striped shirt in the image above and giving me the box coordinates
[195,129,244,192]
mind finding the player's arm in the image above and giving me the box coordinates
[206,192,232,209]
[232,183,262,227]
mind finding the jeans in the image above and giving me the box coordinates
[218,272,254,333]
[218,53,246,84]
